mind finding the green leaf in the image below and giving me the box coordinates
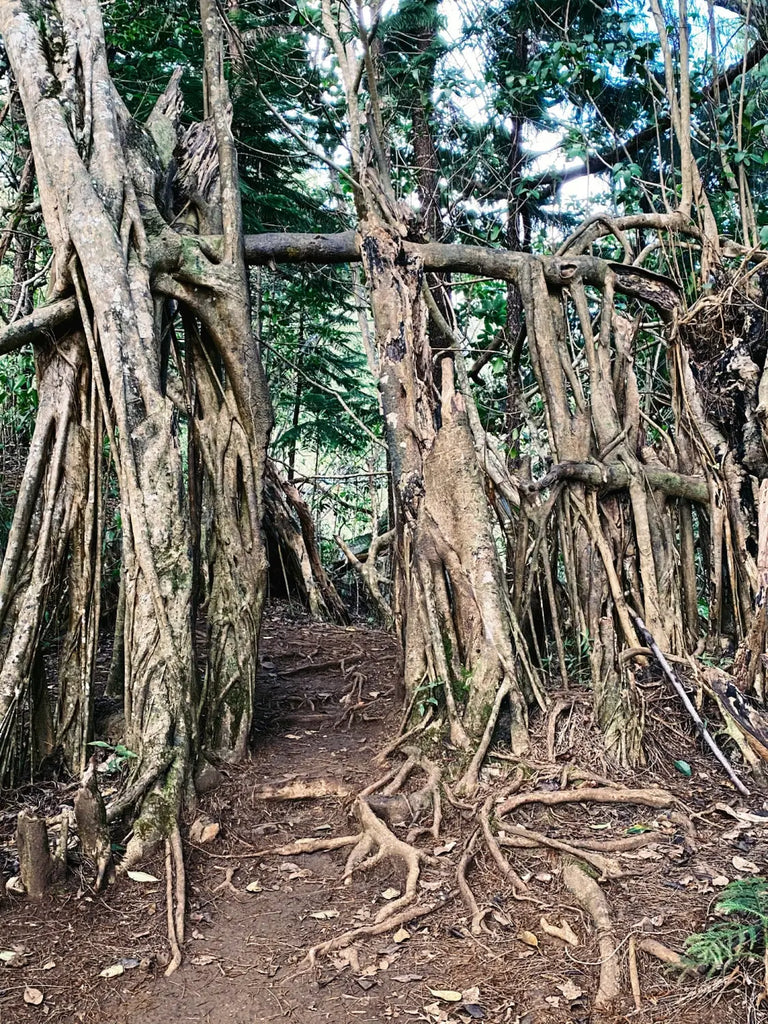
[674,760,692,777]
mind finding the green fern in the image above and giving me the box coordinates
[684,878,768,973]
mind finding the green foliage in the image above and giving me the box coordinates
[684,878,768,973]
[88,740,138,773]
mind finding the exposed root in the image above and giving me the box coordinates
[563,861,620,1010]
[455,680,511,798]
[164,826,185,978]
[498,824,623,880]
[478,781,530,895]
[374,707,435,765]
[496,784,675,817]
[456,830,487,935]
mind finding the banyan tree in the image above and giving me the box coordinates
[0,0,767,940]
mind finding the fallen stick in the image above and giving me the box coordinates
[628,934,641,1011]
[633,614,751,798]
[637,937,682,964]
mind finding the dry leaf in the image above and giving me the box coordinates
[0,950,23,967]
[99,964,125,979]
[126,870,159,884]
[545,995,561,1007]
[189,817,220,844]
[461,986,481,1003]
[361,964,378,977]
[190,955,216,966]
[245,881,263,893]
[534,872,552,882]
[429,989,462,1001]
[393,927,411,943]
[41,961,56,971]
[23,986,43,1006]
[5,876,24,894]
[556,979,583,1001]
[518,930,539,947]
[540,916,579,947]
[420,880,443,891]
[732,856,759,874]
[381,887,400,900]
[712,875,730,887]
[433,841,457,856]
[310,909,340,920]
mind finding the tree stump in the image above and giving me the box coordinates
[16,809,53,899]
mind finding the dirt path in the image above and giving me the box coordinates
[1,610,766,1023]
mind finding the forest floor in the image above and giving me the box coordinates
[1,606,767,1024]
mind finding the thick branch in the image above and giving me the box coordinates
[0,296,78,355]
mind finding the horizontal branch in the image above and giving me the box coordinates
[2,230,682,354]
[241,232,681,314]
[524,459,709,504]
[244,231,358,265]
[0,296,77,356]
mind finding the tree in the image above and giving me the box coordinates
[1,0,768,948]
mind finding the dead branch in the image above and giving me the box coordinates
[634,614,751,797]
[497,784,675,818]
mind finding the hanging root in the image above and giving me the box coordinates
[563,861,620,1010]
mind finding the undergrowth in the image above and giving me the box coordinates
[684,878,768,973]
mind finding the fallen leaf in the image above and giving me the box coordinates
[191,929,205,940]
[429,989,462,1001]
[461,986,481,1003]
[540,916,579,946]
[556,979,583,1001]
[285,734,302,740]
[361,964,378,977]
[492,910,512,927]
[5,876,24,894]
[310,909,340,920]
[190,955,216,966]
[393,928,411,943]
[732,855,759,874]
[189,817,220,844]
[245,881,263,893]
[464,1005,486,1019]
[394,974,424,983]
[41,961,56,971]
[126,870,160,884]
[381,887,400,901]
[712,875,730,887]
[533,872,552,882]
[99,964,125,979]
[0,950,23,967]
[518,930,539,948]
[356,976,376,990]
[433,841,457,856]
[420,880,443,891]
[545,996,560,1007]
[23,986,44,1006]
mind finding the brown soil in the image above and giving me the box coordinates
[1,608,767,1024]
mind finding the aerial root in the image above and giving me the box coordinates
[164,825,185,977]
[563,861,620,1010]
